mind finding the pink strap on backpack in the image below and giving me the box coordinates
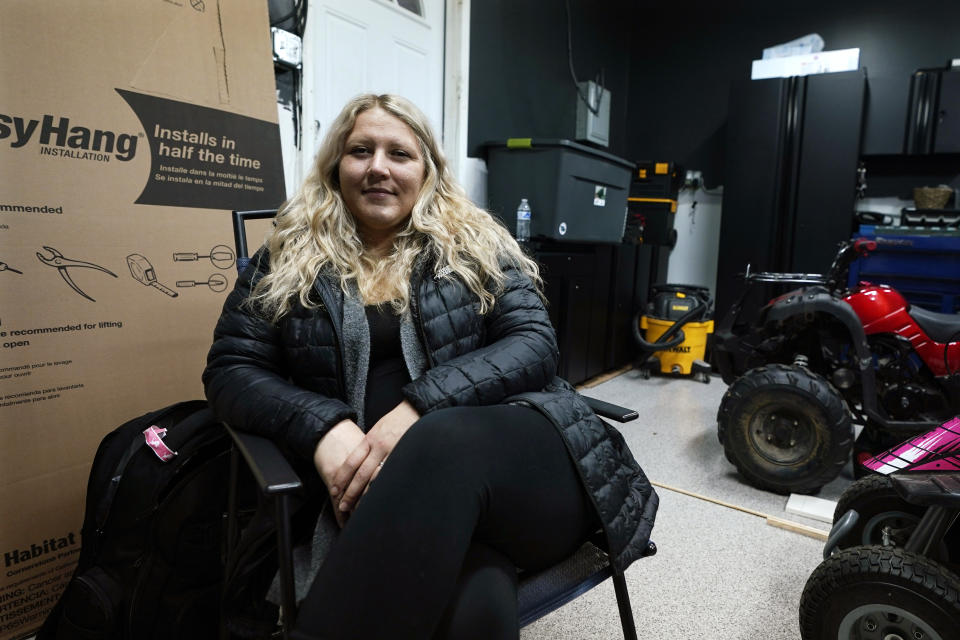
[143,425,178,461]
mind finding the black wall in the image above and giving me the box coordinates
[469,1,960,186]
[468,0,634,160]
[624,1,960,187]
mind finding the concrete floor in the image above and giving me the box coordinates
[522,370,854,640]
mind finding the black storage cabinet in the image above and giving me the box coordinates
[485,139,634,243]
[715,70,866,317]
[905,67,960,155]
[533,241,652,385]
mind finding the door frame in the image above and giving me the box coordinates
[287,0,470,194]
[442,0,470,188]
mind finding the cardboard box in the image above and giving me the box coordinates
[0,1,285,637]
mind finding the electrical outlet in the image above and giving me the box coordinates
[684,170,703,190]
[575,81,611,147]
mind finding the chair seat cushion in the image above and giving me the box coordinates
[517,542,612,627]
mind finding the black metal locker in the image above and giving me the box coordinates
[715,70,866,318]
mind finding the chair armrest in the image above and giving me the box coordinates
[584,397,638,423]
[224,424,303,496]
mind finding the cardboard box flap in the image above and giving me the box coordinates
[129,2,230,108]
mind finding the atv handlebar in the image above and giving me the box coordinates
[824,237,876,291]
[853,238,877,255]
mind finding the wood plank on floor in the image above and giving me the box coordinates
[651,480,829,541]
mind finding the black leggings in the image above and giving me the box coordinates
[291,404,598,640]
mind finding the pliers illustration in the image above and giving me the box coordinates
[36,246,118,302]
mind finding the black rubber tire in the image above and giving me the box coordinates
[799,546,960,640]
[833,475,926,549]
[717,364,852,495]
[834,476,959,565]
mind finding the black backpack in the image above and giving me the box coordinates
[38,400,234,640]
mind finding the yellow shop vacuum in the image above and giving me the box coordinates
[633,284,714,383]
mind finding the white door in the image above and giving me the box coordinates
[299,0,445,183]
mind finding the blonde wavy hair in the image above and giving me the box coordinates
[250,93,541,322]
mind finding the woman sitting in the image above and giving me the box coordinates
[204,93,658,640]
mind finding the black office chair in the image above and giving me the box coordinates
[221,210,657,639]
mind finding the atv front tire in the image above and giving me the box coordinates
[717,364,852,494]
[799,546,960,640]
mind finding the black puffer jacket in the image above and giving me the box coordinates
[203,249,658,572]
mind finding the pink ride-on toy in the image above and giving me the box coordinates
[798,417,960,639]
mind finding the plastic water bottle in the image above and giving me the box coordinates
[516,198,531,242]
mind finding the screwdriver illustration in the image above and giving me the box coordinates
[176,273,228,293]
[173,244,235,270]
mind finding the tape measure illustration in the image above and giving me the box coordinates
[127,254,178,297]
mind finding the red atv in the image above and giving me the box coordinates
[713,239,960,494]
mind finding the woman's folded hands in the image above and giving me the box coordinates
[314,400,421,527]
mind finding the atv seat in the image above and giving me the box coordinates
[910,306,960,344]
